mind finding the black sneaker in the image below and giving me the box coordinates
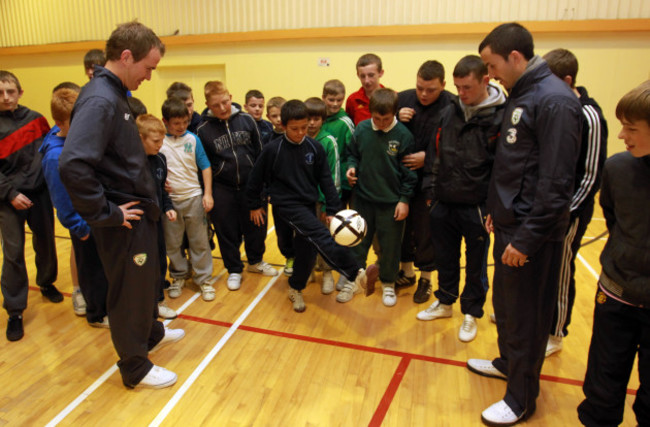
[413,278,432,304]
[395,270,416,290]
[6,315,24,341]
[41,284,64,303]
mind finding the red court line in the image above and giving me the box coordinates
[369,357,411,427]
[179,313,638,396]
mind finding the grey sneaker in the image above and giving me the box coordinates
[247,261,279,276]
[200,283,216,301]
[72,288,86,316]
[288,288,306,312]
[336,280,360,303]
[335,275,347,291]
[158,301,178,319]
[321,271,335,295]
[168,278,184,299]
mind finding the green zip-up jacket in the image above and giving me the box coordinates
[322,109,354,190]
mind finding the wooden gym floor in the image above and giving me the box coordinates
[0,202,640,426]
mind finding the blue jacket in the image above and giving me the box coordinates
[487,57,582,256]
[40,127,91,239]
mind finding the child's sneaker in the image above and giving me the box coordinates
[413,278,432,303]
[227,273,242,291]
[247,261,279,276]
[200,283,216,301]
[284,258,295,276]
[336,280,360,303]
[382,283,396,307]
[321,271,334,295]
[416,300,452,321]
[158,301,177,319]
[136,365,177,389]
[335,275,347,291]
[168,278,184,299]
[72,288,86,316]
[458,314,478,342]
[395,270,416,289]
[288,288,306,312]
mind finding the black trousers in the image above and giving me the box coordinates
[429,202,489,318]
[274,204,360,291]
[70,232,108,323]
[271,204,295,259]
[0,188,58,316]
[578,288,650,427]
[491,230,562,417]
[400,189,436,271]
[211,183,267,273]
[92,218,164,388]
[156,219,167,302]
[551,200,594,337]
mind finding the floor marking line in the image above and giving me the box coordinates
[44,268,227,427]
[369,357,411,426]
[149,273,281,427]
[577,252,600,280]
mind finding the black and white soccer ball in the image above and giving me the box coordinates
[329,209,367,247]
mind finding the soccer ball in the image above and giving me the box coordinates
[329,209,367,247]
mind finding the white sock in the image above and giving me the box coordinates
[400,262,415,277]
[420,270,432,281]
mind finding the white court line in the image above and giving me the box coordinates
[45,270,227,427]
[149,272,281,427]
[577,252,600,281]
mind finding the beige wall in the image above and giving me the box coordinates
[2,29,650,156]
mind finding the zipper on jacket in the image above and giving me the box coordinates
[225,121,241,189]
[477,205,486,228]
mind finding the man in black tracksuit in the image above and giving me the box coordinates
[419,55,506,343]
[467,23,582,425]
[60,23,182,389]
[396,60,455,302]
[197,81,275,291]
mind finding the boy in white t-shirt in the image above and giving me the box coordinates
[160,97,215,301]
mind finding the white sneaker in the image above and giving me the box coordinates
[137,365,177,389]
[416,300,452,321]
[354,268,368,295]
[467,358,507,380]
[382,283,396,307]
[247,261,279,276]
[336,280,360,303]
[288,288,306,313]
[158,301,178,319]
[321,271,334,295]
[335,275,347,291]
[168,278,184,299]
[150,328,185,353]
[545,335,563,357]
[227,273,242,291]
[481,400,524,426]
[459,314,477,342]
[72,288,86,316]
[200,283,216,301]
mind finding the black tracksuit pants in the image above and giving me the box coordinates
[70,232,108,323]
[400,188,436,271]
[0,187,58,316]
[92,217,164,388]
[491,229,563,418]
[274,204,360,291]
[272,204,295,260]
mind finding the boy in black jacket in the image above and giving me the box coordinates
[246,100,366,312]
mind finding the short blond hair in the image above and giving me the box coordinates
[51,88,79,123]
[136,114,165,139]
[204,80,229,100]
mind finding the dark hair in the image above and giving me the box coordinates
[128,97,148,119]
[453,55,488,80]
[83,49,106,69]
[168,89,192,101]
[322,79,346,97]
[245,89,264,103]
[166,81,192,98]
[281,100,308,126]
[479,22,534,61]
[369,88,398,115]
[161,97,189,121]
[356,53,382,72]
[543,48,578,88]
[304,97,327,120]
[52,81,81,93]
[616,80,650,127]
[105,21,165,62]
[417,60,445,82]
[0,70,21,92]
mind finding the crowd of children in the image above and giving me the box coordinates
[1,19,648,425]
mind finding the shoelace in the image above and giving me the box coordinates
[461,318,474,332]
